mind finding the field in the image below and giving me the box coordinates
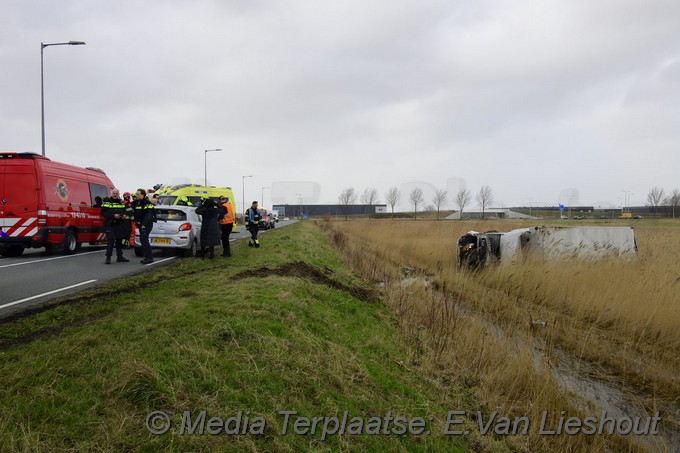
[0,219,677,451]
[0,222,503,452]
[320,218,680,452]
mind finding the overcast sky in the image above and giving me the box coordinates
[2,0,679,211]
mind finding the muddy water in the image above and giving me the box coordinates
[384,276,680,452]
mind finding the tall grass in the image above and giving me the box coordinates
[320,219,680,452]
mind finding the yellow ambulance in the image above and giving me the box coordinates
[155,184,237,224]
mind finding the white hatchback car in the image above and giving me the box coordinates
[134,205,202,257]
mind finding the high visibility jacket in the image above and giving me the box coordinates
[245,207,261,226]
[123,201,134,220]
[100,197,126,226]
[219,203,235,224]
[132,198,155,227]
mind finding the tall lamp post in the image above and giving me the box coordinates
[242,175,253,218]
[622,190,633,213]
[261,187,269,210]
[204,148,222,186]
[41,40,86,156]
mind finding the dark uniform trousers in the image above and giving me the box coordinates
[248,224,259,245]
[106,225,125,258]
[139,224,153,260]
[220,223,233,255]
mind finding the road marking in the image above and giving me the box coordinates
[0,280,98,310]
[0,250,103,269]
[145,257,176,266]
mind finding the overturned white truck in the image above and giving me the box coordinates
[457,226,637,267]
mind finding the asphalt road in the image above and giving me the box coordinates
[0,220,295,318]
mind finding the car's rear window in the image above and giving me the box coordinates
[156,209,187,221]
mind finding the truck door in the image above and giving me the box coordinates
[1,158,38,235]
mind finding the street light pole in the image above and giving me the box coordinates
[41,41,86,156]
[204,148,222,186]
[622,190,632,213]
[242,175,253,218]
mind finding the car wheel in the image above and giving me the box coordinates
[182,239,197,258]
[63,229,79,255]
[134,247,144,257]
[0,245,24,257]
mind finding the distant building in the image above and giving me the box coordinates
[273,204,387,218]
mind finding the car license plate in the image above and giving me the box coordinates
[152,238,171,244]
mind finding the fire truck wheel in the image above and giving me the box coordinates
[0,245,24,257]
[63,229,80,255]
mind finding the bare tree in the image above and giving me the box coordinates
[476,186,494,219]
[410,188,424,220]
[432,188,448,220]
[664,188,680,219]
[360,187,379,220]
[385,187,400,219]
[455,189,471,220]
[338,187,358,220]
[646,186,665,217]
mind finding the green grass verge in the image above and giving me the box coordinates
[0,222,492,452]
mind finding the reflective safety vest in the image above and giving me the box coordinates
[219,202,235,224]
[245,207,261,225]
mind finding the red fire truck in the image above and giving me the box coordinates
[0,152,115,256]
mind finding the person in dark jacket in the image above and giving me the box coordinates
[100,188,130,264]
[132,188,156,264]
[195,197,224,259]
[121,192,134,248]
[245,201,262,248]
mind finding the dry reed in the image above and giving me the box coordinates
[320,219,680,452]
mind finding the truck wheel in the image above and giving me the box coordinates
[0,245,24,257]
[63,229,79,255]
[134,247,144,257]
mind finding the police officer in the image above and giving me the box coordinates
[133,188,155,264]
[218,195,235,257]
[100,188,130,264]
[245,200,262,248]
[176,195,191,206]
